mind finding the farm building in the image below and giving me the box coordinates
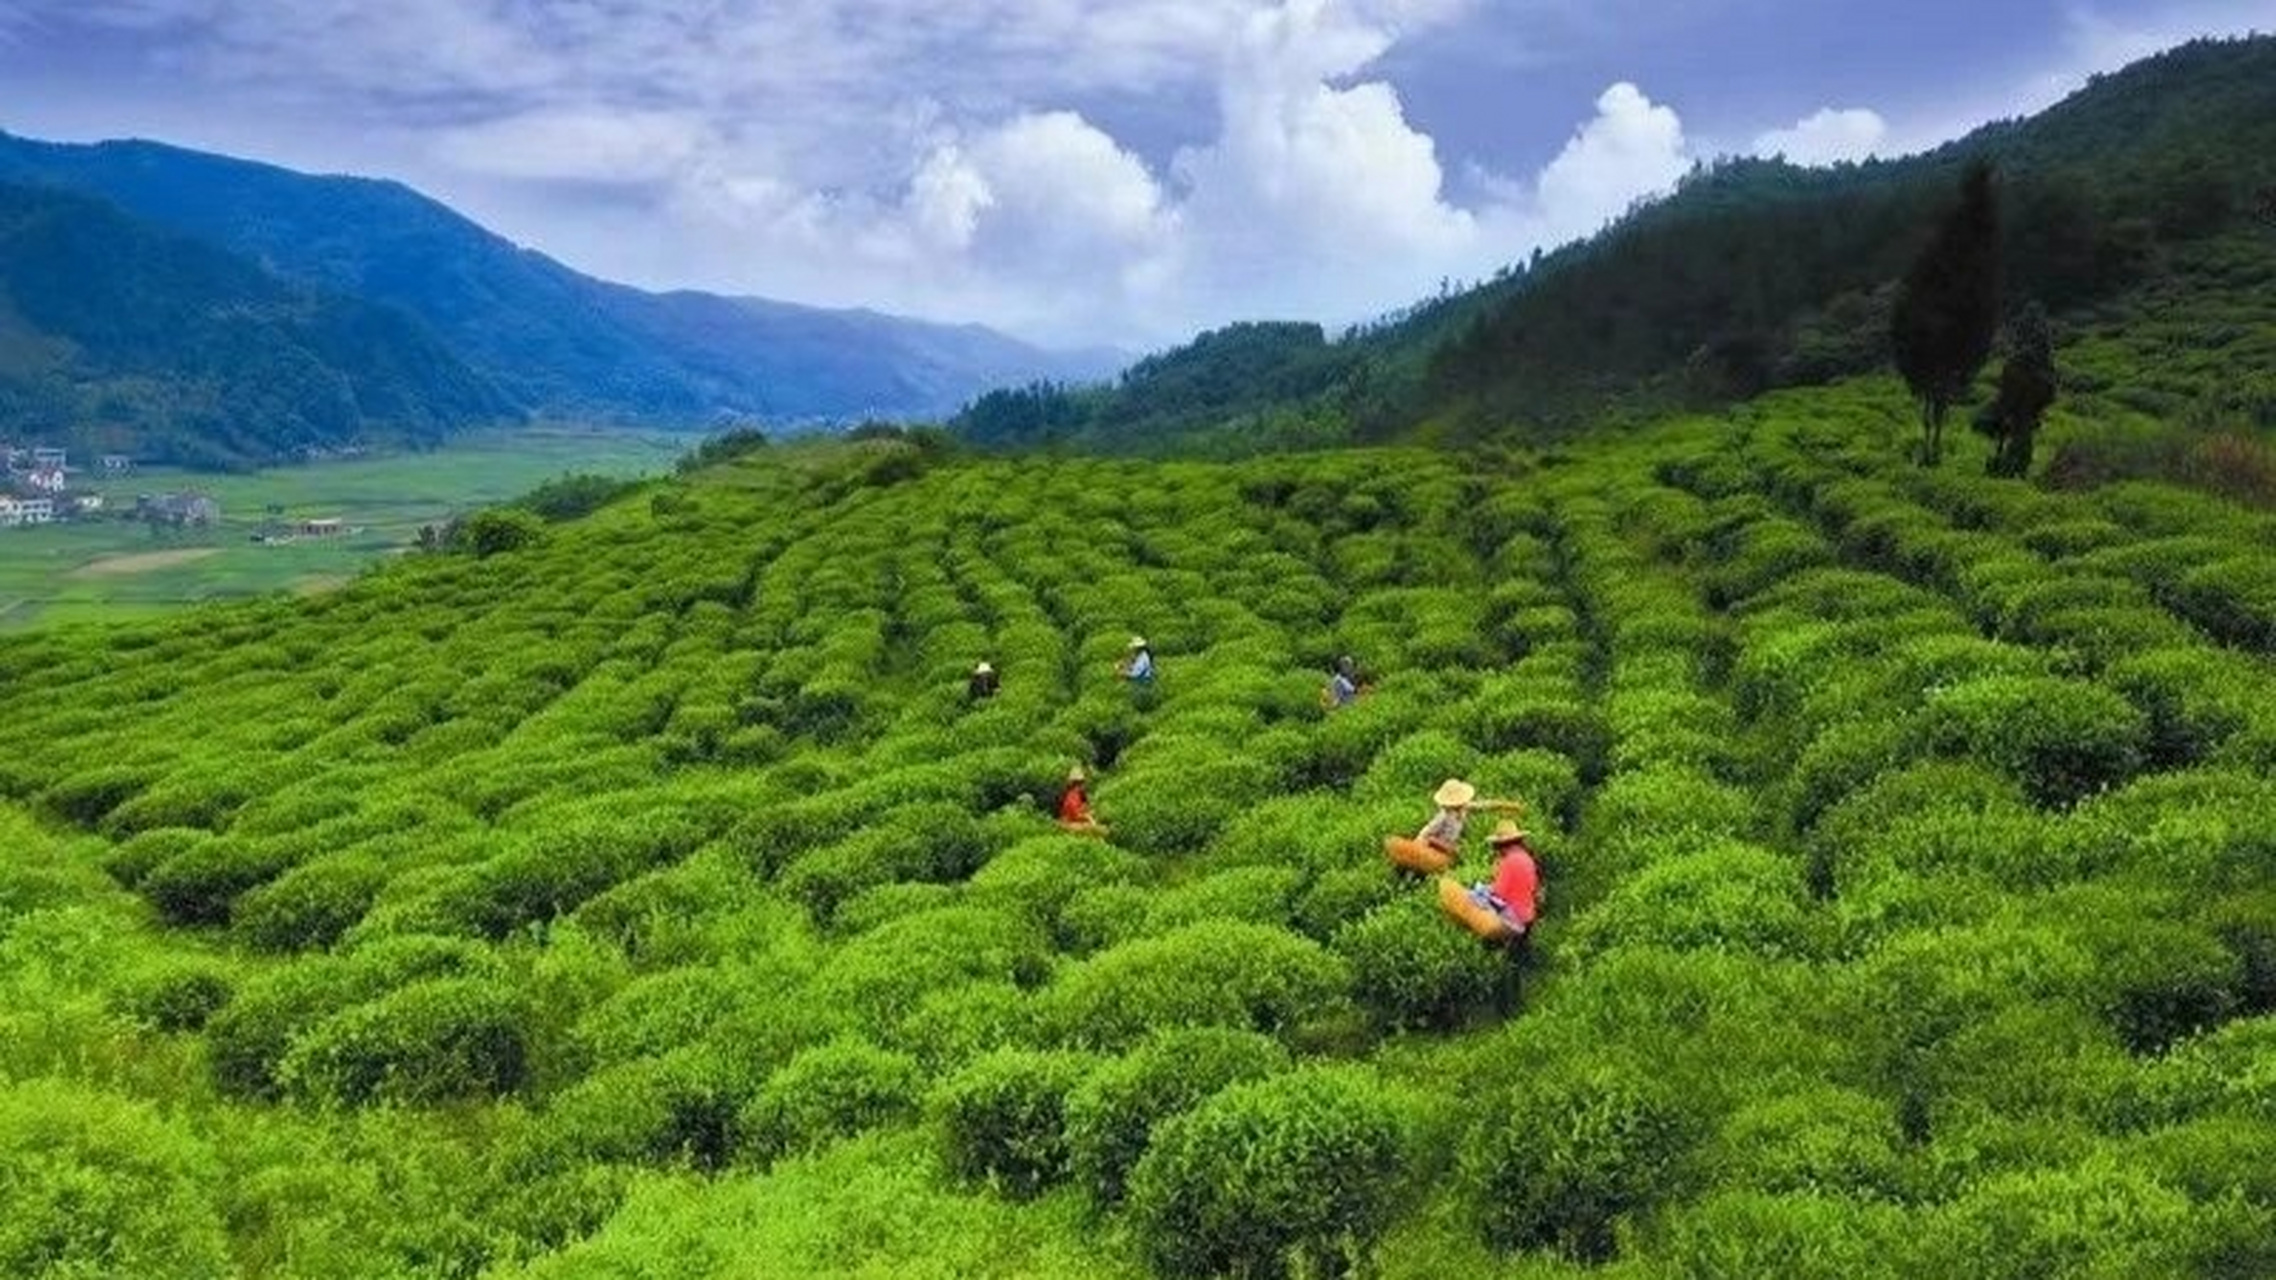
[138,493,222,527]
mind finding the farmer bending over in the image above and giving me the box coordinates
[1057,765,1108,837]
[1468,820,1541,943]
[1320,655,1367,710]
[1117,636,1156,684]
[967,660,1000,702]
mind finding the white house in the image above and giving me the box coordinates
[25,467,65,494]
[8,496,55,525]
[0,496,19,528]
[31,447,65,470]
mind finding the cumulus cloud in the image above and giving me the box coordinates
[1524,81,1691,243]
[17,0,2061,347]
[1752,107,1887,167]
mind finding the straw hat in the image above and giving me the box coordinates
[1067,764,1088,782]
[1128,636,1149,649]
[1432,778,1477,808]
[974,661,994,674]
[1488,820,1530,845]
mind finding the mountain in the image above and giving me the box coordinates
[952,35,2276,455]
[0,131,1119,426]
[0,181,509,468]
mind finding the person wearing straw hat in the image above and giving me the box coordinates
[1057,764,1108,837]
[967,660,1000,702]
[1116,636,1156,685]
[1467,819,1541,940]
[1385,778,1524,874]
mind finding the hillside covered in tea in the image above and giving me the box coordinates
[4,371,2276,1275]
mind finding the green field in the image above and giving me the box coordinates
[0,428,688,630]
[3,384,2274,1278]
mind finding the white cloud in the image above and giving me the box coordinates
[433,109,713,186]
[1752,107,1887,167]
[1523,81,1691,244]
[56,0,2201,349]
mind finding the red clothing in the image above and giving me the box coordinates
[1490,844,1539,925]
[1058,785,1092,824]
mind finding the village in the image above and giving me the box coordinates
[0,444,353,538]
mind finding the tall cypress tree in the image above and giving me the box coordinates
[1891,162,2003,466]
[1973,301,2057,478]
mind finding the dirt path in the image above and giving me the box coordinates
[68,547,223,578]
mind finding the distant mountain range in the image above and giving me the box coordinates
[0,131,1119,468]
[953,35,2276,455]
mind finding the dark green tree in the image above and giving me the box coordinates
[1972,301,2058,478]
[1891,161,2003,466]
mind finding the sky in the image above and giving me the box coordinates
[0,0,2270,349]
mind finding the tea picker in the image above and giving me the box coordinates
[1436,820,1541,951]
[1383,777,1523,876]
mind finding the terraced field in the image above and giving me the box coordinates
[2,393,2273,1278]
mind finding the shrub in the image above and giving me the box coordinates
[100,826,209,889]
[119,960,234,1032]
[2169,557,2276,651]
[1465,1055,1700,1261]
[807,906,1050,1030]
[234,856,386,951]
[931,1048,1096,1198]
[532,1047,740,1171]
[1917,675,2148,806]
[140,837,302,927]
[1564,842,1822,962]
[2103,648,2263,768]
[1144,865,1300,933]
[1921,1156,2260,1279]
[0,1079,229,1279]
[1064,1028,1290,1205]
[1292,863,1406,941]
[740,1039,924,1164]
[1656,1192,1918,1278]
[1128,1066,1414,1279]
[280,976,530,1106]
[1333,894,1509,1031]
[40,764,157,828]
[886,981,1042,1074]
[2059,904,2242,1055]
[1045,921,1353,1050]
[1713,1089,1906,1199]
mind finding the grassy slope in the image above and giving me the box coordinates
[2,370,2274,1276]
[0,429,685,630]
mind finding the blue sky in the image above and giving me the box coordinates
[1,0,2269,347]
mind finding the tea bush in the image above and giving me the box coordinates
[280,975,531,1106]
[1127,1066,1414,1279]
[0,1079,229,1279]
[1334,893,1509,1031]
[1464,1055,1702,1261]
[741,1039,925,1163]
[1063,1026,1290,1205]
[932,1047,1098,1198]
[1917,675,2149,806]
[1044,920,1353,1050]
[4,397,2276,1276]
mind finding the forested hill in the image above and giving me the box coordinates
[0,181,509,468]
[954,35,2276,455]
[0,132,1119,425]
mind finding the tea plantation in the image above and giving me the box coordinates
[3,378,2275,1278]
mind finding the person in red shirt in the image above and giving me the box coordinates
[1057,765,1108,837]
[1471,820,1541,939]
